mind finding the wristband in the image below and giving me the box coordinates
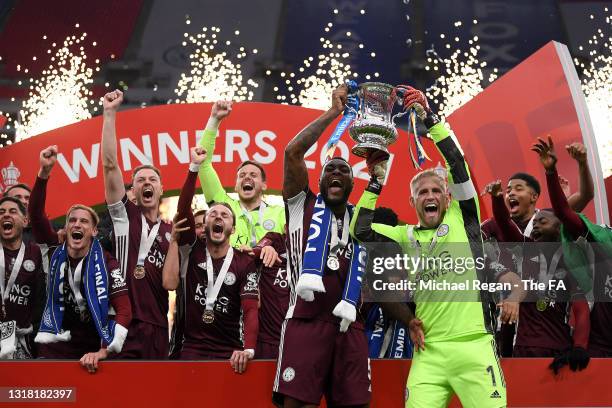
[189,162,201,173]
[244,348,255,358]
[366,176,383,195]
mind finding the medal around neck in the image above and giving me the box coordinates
[133,265,146,280]
[202,309,215,324]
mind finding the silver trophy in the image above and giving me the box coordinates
[349,82,404,158]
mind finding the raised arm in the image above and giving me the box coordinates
[101,90,127,205]
[531,137,587,238]
[198,101,233,204]
[482,180,526,242]
[176,147,207,246]
[565,143,594,212]
[29,146,60,245]
[283,86,347,199]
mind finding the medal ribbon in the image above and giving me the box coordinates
[204,247,234,311]
[0,242,25,315]
[324,80,360,160]
[240,202,266,247]
[137,214,161,266]
[329,210,350,258]
[65,258,87,316]
[538,247,563,289]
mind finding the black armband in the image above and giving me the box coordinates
[424,112,440,129]
[366,176,383,195]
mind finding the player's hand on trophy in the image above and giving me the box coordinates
[38,145,58,179]
[230,349,254,374]
[398,85,432,120]
[211,100,233,121]
[102,90,123,112]
[481,180,502,197]
[330,84,348,115]
[408,318,425,352]
[531,135,557,172]
[366,150,390,184]
[80,348,109,374]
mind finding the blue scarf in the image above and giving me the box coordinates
[298,194,365,331]
[38,239,117,345]
[365,305,413,358]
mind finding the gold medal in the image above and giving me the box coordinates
[134,265,146,280]
[536,298,548,312]
[202,309,215,324]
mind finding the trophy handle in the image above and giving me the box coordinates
[391,110,409,126]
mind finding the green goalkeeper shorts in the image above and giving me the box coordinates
[406,333,506,408]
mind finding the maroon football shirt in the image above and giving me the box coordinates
[108,195,172,329]
[181,241,259,359]
[1,243,45,329]
[285,189,363,327]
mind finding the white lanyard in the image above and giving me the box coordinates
[538,247,563,286]
[329,210,350,257]
[65,258,88,315]
[523,210,539,238]
[0,242,25,311]
[204,246,234,311]
[137,214,161,266]
[240,202,266,247]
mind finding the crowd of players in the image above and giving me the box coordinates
[0,83,611,407]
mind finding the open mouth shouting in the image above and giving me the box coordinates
[241,180,254,193]
[2,220,14,233]
[328,178,344,195]
[70,230,84,244]
[507,197,520,213]
[424,202,438,216]
[142,186,154,200]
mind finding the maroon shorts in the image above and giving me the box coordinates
[114,320,169,359]
[256,340,279,360]
[272,318,370,406]
[179,348,230,360]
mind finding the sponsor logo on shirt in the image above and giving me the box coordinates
[111,268,127,290]
[245,272,258,292]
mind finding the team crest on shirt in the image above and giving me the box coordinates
[437,224,449,237]
[165,232,172,242]
[262,219,275,231]
[110,268,127,289]
[282,367,295,382]
[224,272,236,286]
[23,260,35,272]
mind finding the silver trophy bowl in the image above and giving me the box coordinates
[349,82,400,158]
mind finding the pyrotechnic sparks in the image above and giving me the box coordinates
[174,25,258,103]
[272,17,380,110]
[15,32,97,141]
[425,21,498,117]
[576,10,612,177]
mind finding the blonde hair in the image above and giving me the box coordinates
[66,204,100,227]
[410,169,447,198]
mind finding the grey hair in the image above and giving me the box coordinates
[410,169,447,197]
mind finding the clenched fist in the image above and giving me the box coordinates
[103,90,124,112]
[211,101,233,121]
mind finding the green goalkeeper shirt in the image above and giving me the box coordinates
[350,122,495,342]
[198,126,286,248]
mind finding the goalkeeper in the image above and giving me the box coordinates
[350,87,506,408]
[198,101,286,250]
